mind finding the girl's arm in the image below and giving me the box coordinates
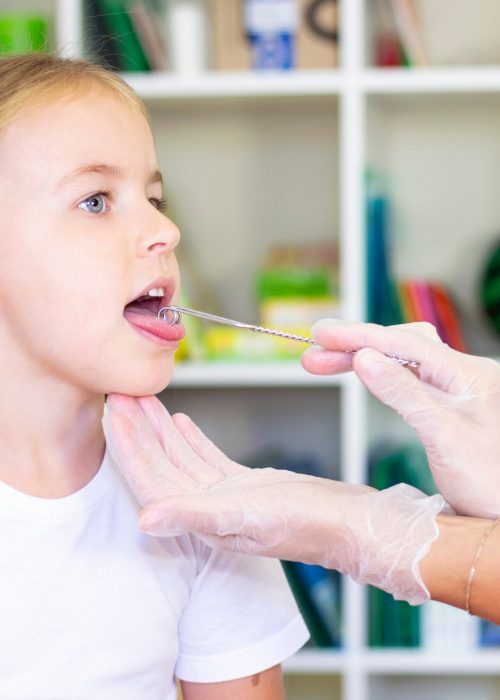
[180,664,284,700]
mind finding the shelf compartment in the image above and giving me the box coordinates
[366,92,500,357]
[159,384,342,479]
[150,96,340,323]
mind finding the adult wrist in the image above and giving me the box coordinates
[419,514,490,609]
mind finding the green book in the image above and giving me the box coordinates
[85,0,122,70]
[281,561,336,648]
[368,445,436,648]
[95,0,150,71]
[365,170,404,327]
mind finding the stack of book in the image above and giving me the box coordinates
[369,443,500,649]
[366,170,468,352]
[368,444,434,648]
[245,448,342,648]
[396,278,468,352]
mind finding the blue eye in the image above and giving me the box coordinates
[79,193,107,214]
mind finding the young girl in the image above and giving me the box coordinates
[0,53,308,699]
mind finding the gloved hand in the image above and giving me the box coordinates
[102,393,225,505]
[103,393,446,605]
[302,319,500,518]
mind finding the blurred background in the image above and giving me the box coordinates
[3,1,500,697]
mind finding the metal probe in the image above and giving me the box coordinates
[158,305,420,369]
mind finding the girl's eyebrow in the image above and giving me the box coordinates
[56,163,163,189]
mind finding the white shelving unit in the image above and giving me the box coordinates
[17,0,500,697]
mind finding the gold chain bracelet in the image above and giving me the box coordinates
[465,518,500,616]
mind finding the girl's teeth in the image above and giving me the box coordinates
[147,287,164,297]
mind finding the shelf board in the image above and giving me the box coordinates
[123,67,500,100]
[284,649,500,675]
[364,649,500,675]
[363,67,500,94]
[124,69,344,99]
[170,361,347,388]
[122,70,346,99]
[283,649,346,674]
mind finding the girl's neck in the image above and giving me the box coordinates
[0,382,105,498]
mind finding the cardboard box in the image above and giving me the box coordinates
[210,0,338,70]
[298,0,338,68]
[210,0,251,70]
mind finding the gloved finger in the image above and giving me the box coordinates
[105,396,168,479]
[171,413,245,477]
[140,494,282,549]
[102,408,195,504]
[393,321,443,341]
[311,319,468,395]
[300,347,354,375]
[301,320,440,376]
[139,494,246,536]
[313,318,441,345]
[140,501,255,555]
[135,396,222,483]
[353,347,440,426]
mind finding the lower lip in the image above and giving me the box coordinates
[124,309,186,347]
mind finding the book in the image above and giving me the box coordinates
[479,619,500,647]
[126,0,167,71]
[85,0,123,70]
[95,0,151,72]
[396,280,416,322]
[404,279,422,322]
[390,0,428,67]
[394,279,468,352]
[282,561,340,648]
[368,584,420,647]
[421,600,478,651]
[366,171,404,326]
[413,278,440,329]
[373,0,404,67]
[429,282,468,352]
[291,562,341,647]
[368,444,436,648]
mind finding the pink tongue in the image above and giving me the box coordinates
[124,307,184,341]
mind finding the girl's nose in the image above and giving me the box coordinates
[136,211,180,257]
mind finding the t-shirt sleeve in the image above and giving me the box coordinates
[175,541,310,683]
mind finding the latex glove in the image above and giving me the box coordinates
[102,393,226,506]
[104,394,446,605]
[302,319,500,518]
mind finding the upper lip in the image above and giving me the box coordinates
[127,275,176,308]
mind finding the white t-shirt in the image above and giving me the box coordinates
[0,452,309,699]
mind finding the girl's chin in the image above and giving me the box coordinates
[106,367,174,398]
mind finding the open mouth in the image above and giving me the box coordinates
[124,285,169,317]
[124,279,185,344]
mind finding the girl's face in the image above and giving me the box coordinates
[0,90,183,396]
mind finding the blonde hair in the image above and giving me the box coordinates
[0,52,149,136]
